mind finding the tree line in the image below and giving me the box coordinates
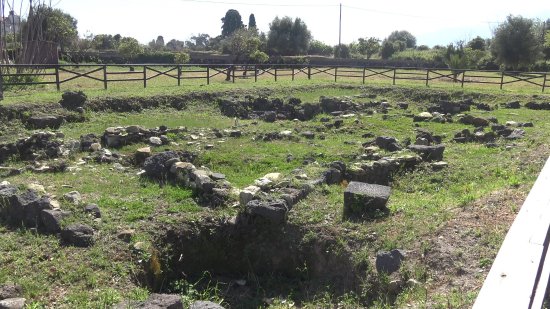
[3,5,550,71]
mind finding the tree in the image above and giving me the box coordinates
[386,30,416,48]
[334,44,350,58]
[221,9,244,37]
[31,6,78,51]
[186,33,210,50]
[357,37,380,59]
[156,35,164,48]
[224,28,262,62]
[267,16,311,56]
[248,14,257,29]
[308,40,333,56]
[380,40,396,59]
[118,37,143,60]
[443,42,469,80]
[148,35,165,51]
[166,39,185,51]
[92,34,118,50]
[467,36,486,51]
[491,15,541,70]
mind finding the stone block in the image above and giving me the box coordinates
[344,182,391,217]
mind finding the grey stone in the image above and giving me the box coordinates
[135,293,183,309]
[84,204,101,218]
[280,188,303,209]
[323,168,342,185]
[262,111,277,122]
[376,249,405,274]
[149,136,163,146]
[60,224,94,247]
[194,173,215,193]
[239,186,261,206]
[104,134,124,148]
[26,115,64,129]
[210,173,226,181]
[0,298,25,309]
[505,101,521,109]
[375,136,401,152]
[59,90,87,110]
[63,191,81,205]
[245,199,288,224]
[344,182,391,217]
[135,147,152,165]
[125,125,143,134]
[40,209,70,233]
[397,102,409,109]
[301,131,315,139]
[117,229,135,242]
[165,158,181,169]
[0,285,22,300]
[407,144,445,162]
[4,189,51,227]
[459,115,489,127]
[506,129,525,140]
[190,301,225,309]
[413,112,433,122]
[228,130,242,137]
[520,122,534,127]
[143,151,180,179]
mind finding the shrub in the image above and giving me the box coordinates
[249,50,269,63]
[59,91,87,110]
[174,52,190,64]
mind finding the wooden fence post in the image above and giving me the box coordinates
[425,69,429,87]
[543,74,547,93]
[275,68,278,82]
[392,68,396,85]
[307,65,311,80]
[500,71,504,90]
[292,67,295,81]
[177,65,181,86]
[55,65,60,91]
[207,66,210,85]
[232,65,235,83]
[254,65,258,82]
[103,65,107,89]
[362,67,366,84]
[143,66,147,88]
[461,71,465,88]
[334,67,338,82]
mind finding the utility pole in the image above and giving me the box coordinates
[338,3,342,47]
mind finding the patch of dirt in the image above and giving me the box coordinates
[422,188,525,297]
[409,143,550,306]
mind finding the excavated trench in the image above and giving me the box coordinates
[150,217,367,305]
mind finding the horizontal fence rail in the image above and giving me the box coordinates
[0,64,548,93]
[474,156,550,309]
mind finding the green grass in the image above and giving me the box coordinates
[1,64,549,106]
[1,82,549,308]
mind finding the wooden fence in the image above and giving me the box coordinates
[0,64,548,92]
[474,156,550,308]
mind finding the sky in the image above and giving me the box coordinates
[45,0,550,47]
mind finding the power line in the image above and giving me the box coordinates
[177,0,338,7]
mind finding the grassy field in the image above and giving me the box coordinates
[0,80,549,308]
[1,65,548,106]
